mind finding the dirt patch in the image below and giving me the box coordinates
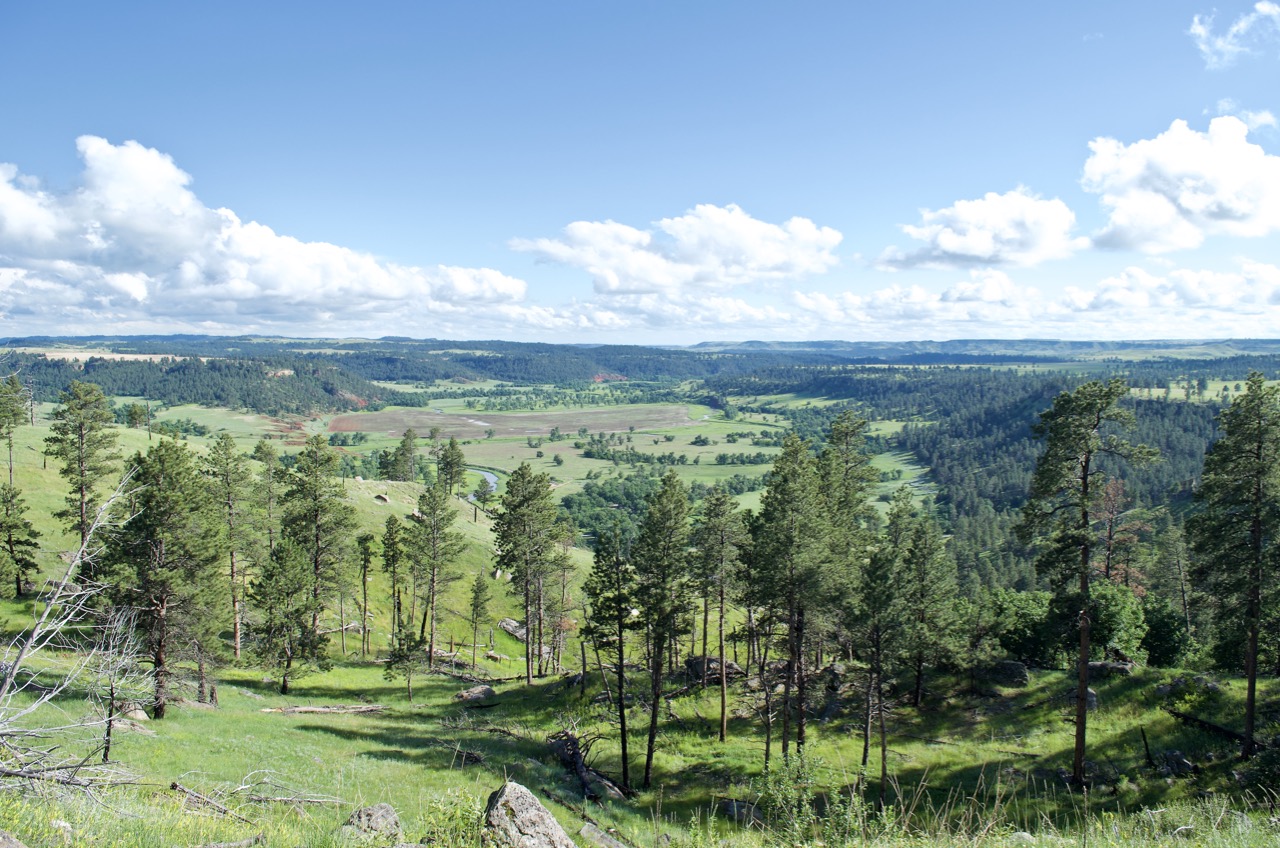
[329,405,698,439]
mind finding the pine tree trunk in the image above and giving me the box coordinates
[719,581,728,742]
[617,613,630,790]
[523,582,533,685]
[153,598,168,719]
[796,605,807,753]
[643,634,663,788]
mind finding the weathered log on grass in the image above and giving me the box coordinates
[1163,706,1256,746]
[547,730,630,802]
[259,704,384,715]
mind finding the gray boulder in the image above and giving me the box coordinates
[1066,687,1099,711]
[456,685,496,702]
[345,802,401,838]
[985,660,1030,687]
[578,822,630,848]
[684,655,745,680]
[1161,751,1200,777]
[498,618,527,642]
[0,832,29,848]
[483,781,575,848]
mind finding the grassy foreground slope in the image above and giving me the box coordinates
[0,658,1274,847]
[0,386,1273,846]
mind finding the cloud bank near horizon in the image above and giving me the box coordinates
[1,129,1279,342]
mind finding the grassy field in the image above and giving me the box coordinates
[0,653,1272,847]
[1,394,1275,847]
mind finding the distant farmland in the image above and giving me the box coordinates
[328,403,704,439]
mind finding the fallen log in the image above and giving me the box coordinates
[548,729,632,801]
[1163,707,1254,746]
[259,704,384,715]
[430,668,523,684]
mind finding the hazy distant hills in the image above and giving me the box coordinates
[683,338,1280,360]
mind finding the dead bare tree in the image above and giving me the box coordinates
[0,477,138,788]
[81,606,152,764]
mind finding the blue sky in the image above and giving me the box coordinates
[2,1,1279,342]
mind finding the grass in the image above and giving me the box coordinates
[9,390,1272,846]
[0,656,1274,847]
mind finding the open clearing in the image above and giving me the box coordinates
[13,347,209,362]
[329,403,702,439]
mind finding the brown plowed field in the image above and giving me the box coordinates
[328,404,700,439]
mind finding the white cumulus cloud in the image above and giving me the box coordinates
[1064,261,1280,313]
[1189,2,1280,68]
[878,188,1086,270]
[1083,116,1280,252]
[0,136,530,335]
[510,203,842,294]
[1217,98,1278,130]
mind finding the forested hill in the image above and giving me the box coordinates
[707,362,1264,590]
[14,354,409,415]
[9,335,846,386]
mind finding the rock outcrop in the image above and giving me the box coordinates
[483,781,575,848]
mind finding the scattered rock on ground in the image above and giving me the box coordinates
[684,655,745,680]
[1065,687,1099,711]
[456,685,496,702]
[111,718,154,735]
[483,781,575,848]
[344,803,401,839]
[1160,751,1200,777]
[1156,675,1222,698]
[498,618,527,642]
[578,822,630,848]
[0,831,29,848]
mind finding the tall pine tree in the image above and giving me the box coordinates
[1188,372,1280,759]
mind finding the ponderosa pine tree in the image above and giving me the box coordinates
[251,539,325,695]
[281,435,357,651]
[437,436,467,495]
[753,434,826,762]
[493,463,558,685]
[205,433,254,659]
[468,569,491,670]
[45,381,121,547]
[251,438,281,557]
[382,429,418,482]
[0,375,27,485]
[471,476,496,521]
[1019,378,1155,785]
[356,533,378,657]
[408,477,466,666]
[382,515,407,647]
[107,439,225,718]
[0,484,39,599]
[1188,372,1280,759]
[896,498,960,708]
[583,518,638,789]
[632,469,690,789]
[691,486,745,742]
[818,411,879,769]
